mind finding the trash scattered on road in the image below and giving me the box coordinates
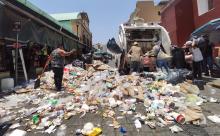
[134,119,142,129]
[81,122,95,135]
[0,61,209,134]
[169,125,183,133]
[119,126,127,134]
[9,123,21,129]
[8,129,27,136]
[207,115,220,123]
[56,124,67,136]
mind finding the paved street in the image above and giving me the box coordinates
[1,0,220,136]
[1,59,220,136]
[4,77,218,136]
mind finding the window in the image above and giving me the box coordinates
[158,11,161,16]
[208,0,214,10]
[197,0,214,16]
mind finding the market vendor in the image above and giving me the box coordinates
[49,44,75,91]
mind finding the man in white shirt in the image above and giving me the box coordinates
[191,39,203,79]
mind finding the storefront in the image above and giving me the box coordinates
[0,0,84,85]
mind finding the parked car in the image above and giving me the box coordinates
[103,52,113,60]
[93,51,103,60]
[93,51,113,64]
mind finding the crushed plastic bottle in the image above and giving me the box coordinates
[119,126,127,135]
[134,119,142,129]
[211,89,216,95]
[75,129,82,135]
[87,127,102,136]
[32,114,41,124]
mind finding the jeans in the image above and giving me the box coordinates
[130,61,140,73]
[156,60,169,73]
[203,56,213,75]
[193,61,202,79]
[52,67,64,91]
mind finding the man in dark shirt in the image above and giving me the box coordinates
[198,35,214,76]
[204,41,214,76]
[49,44,75,91]
[171,45,186,69]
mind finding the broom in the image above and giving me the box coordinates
[34,56,51,89]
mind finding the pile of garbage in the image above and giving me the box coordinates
[0,61,207,135]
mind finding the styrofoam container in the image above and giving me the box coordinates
[1,78,14,91]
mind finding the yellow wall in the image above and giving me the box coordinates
[71,19,92,47]
[135,1,162,23]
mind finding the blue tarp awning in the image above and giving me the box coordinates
[191,18,220,37]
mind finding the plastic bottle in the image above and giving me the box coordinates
[88,127,102,136]
[119,126,127,135]
[56,124,67,136]
[75,129,82,135]
[47,110,64,119]
[211,89,216,95]
[134,119,142,129]
[32,114,41,124]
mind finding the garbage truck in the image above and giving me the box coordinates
[108,22,172,73]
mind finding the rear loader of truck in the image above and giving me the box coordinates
[116,22,172,73]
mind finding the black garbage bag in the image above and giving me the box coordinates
[82,53,93,64]
[72,59,84,68]
[193,79,205,90]
[140,73,156,81]
[0,123,12,136]
[107,38,122,54]
[212,63,220,78]
[167,69,191,84]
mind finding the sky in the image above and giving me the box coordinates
[29,0,160,44]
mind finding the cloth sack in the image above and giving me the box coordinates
[157,49,172,60]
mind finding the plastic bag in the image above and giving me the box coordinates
[166,69,190,84]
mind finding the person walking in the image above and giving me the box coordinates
[128,42,143,73]
[190,39,203,79]
[49,44,75,91]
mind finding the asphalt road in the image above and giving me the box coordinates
[2,60,220,136]
[3,78,219,136]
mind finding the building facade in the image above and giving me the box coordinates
[51,12,92,48]
[192,0,220,28]
[129,0,169,24]
[0,0,81,85]
[161,0,220,46]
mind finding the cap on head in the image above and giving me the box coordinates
[133,42,138,45]
[184,41,192,46]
